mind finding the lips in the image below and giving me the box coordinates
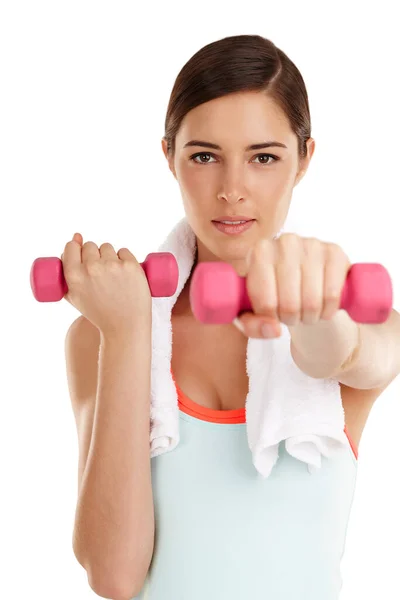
[212,217,254,222]
[212,220,255,235]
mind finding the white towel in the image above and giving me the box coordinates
[149,216,349,478]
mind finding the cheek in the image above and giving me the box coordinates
[252,167,290,195]
[179,163,217,196]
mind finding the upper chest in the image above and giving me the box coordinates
[171,314,249,411]
[170,314,361,443]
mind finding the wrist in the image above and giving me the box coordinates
[288,311,360,379]
[99,320,150,345]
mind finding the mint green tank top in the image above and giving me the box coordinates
[134,371,358,600]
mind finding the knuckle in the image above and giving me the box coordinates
[326,242,347,262]
[252,239,273,263]
[279,303,299,317]
[280,233,299,244]
[99,242,114,250]
[259,303,277,315]
[85,261,102,276]
[105,260,120,272]
[302,299,320,313]
[119,247,132,257]
[325,289,341,304]
[64,266,83,286]
[326,242,341,253]
[303,237,322,255]
[252,293,276,314]
[122,257,137,270]
[279,233,301,257]
[82,240,97,249]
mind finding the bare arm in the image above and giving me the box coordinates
[67,316,154,599]
[65,316,99,498]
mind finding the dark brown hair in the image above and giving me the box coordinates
[163,34,311,161]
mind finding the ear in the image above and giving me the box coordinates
[161,138,177,178]
[293,137,315,187]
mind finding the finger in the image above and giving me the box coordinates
[61,233,81,262]
[99,242,119,260]
[81,241,100,264]
[73,232,83,245]
[276,234,302,326]
[117,247,138,262]
[301,238,325,325]
[233,311,281,339]
[62,235,84,273]
[246,239,279,322]
[321,246,352,320]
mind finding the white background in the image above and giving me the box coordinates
[1,1,399,598]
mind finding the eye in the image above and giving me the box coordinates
[190,153,217,164]
[254,153,279,165]
[189,152,279,165]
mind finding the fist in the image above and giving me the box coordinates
[234,233,352,339]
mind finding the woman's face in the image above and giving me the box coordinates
[162,91,315,276]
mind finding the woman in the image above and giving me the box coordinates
[65,34,399,600]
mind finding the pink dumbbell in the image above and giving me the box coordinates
[189,262,393,325]
[30,252,179,302]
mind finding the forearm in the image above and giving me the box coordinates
[289,309,399,389]
[73,326,154,596]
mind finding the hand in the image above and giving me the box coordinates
[233,233,352,339]
[60,232,152,336]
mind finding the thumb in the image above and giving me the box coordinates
[232,312,281,339]
[61,233,82,262]
[72,232,83,245]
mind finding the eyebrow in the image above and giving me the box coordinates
[183,139,288,151]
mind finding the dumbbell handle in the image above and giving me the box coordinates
[30,252,179,302]
[190,262,393,325]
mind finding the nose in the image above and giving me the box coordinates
[217,165,246,203]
